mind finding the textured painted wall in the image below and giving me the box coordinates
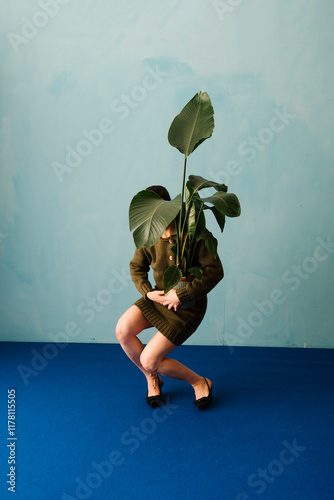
[1,0,333,347]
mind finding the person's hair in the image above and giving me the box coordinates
[146,185,171,201]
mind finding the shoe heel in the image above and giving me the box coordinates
[193,377,213,410]
[146,375,164,408]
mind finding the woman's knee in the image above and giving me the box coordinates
[115,318,132,344]
[140,349,160,374]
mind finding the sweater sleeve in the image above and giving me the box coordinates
[129,247,155,298]
[175,239,224,304]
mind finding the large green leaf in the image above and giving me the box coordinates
[129,190,181,248]
[201,192,241,218]
[188,175,228,194]
[163,265,182,294]
[197,229,218,259]
[185,181,194,217]
[204,205,226,232]
[185,182,205,240]
[168,92,215,158]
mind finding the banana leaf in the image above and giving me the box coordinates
[200,191,241,218]
[168,92,215,158]
[188,174,228,194]
[129,190,181,248]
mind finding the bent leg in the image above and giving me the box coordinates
[115,305,163,397]
[140,332,212,400]
[115,305,152,374]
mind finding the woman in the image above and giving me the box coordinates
[116,185,224,409]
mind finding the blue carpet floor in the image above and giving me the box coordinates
[0,342,333,500]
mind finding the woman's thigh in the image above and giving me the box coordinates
[116,305,153,339]
[140,331,177,369]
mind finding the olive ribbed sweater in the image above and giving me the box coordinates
[129,232,224,346]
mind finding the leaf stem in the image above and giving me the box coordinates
[178,156,187,267]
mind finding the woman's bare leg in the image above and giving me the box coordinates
[115,305,151,371]
[115,305,163,397]
[140,332,212,400]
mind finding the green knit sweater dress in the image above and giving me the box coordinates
[130,232,224,346]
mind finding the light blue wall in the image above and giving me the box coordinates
[1,0,333,347]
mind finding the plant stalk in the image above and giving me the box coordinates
[177,155,187,267]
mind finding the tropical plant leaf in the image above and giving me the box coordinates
[204,205,226,232]
[169,243,177,255]
[200,192,241,218]
[189,201,206,239]
[188,175,228,194]
[197,229,218,259]
[188,266,203,280]
[168,92,215,158]
[185,181,194,220]
[163,265,182,294]
[129,190,181,248]
[185,182,205,240]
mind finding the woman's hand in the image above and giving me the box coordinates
[162,289,181,312]
[146,290,166,305]
[146,289,181,311]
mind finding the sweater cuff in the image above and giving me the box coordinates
[175,286,193,304]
